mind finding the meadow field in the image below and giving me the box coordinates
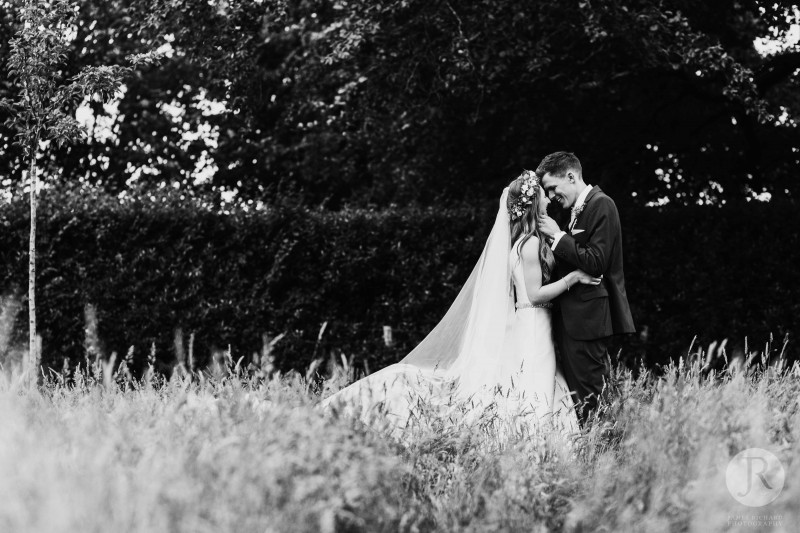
[0,348,797,533]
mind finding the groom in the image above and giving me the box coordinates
[535,152,635,426]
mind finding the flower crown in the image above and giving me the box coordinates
[508,170,540,220]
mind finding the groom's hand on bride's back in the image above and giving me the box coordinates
[537,215,560,239]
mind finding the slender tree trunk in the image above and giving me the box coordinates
[28,155,38,387]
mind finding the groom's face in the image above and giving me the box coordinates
[541,172,578,210]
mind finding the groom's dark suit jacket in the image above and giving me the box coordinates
[553,186,635,341]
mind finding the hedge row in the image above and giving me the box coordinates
[0,187,797,374]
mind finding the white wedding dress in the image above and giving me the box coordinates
[319,189,579,441]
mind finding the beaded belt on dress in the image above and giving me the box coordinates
[515,302,552,310]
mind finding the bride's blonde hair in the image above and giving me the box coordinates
[507,175,555,283]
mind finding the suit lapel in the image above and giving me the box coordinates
[572,186,602,229]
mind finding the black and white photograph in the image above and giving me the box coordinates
[0,1,798,531]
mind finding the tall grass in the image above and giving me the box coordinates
[0,341,797,532]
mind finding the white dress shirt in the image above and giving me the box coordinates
[551,184,593,251]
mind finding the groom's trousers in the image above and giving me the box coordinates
[554,317,610,426]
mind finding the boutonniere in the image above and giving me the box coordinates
[571,203,586,220]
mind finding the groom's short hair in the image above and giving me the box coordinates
[535,151,582,179]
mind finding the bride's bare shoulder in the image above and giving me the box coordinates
[519,235,541,261]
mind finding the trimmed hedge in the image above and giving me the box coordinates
[0,187,797,374]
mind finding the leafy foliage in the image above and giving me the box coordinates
[0,187,796,374]
[2,0,158,156]
[1,0,798,206]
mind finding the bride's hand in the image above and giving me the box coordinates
[571,270,602,286]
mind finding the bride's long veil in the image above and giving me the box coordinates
[323,187,578,436]
[399,188,514,393]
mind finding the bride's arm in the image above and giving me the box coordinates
[520,237,600,304]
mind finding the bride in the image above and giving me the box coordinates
[320,171,601,439]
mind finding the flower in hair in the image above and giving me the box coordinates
[508,170,540,220]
